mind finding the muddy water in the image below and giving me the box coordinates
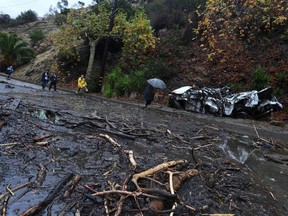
[220,135,288,209]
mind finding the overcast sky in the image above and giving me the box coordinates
[0,0,94,18]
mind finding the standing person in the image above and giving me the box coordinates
[7,65,14,80]
[76,75,88,94]
[49,72,58,91]
[143,84,155,108]
[41,69,50,90]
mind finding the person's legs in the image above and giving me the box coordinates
[44,81,48,89]
[49,82,53,90]
[145,100,152,107]
[54,83,57,91]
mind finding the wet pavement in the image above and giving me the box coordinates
[0,75,288,216]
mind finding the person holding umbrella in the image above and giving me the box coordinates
[144,83,155,108]
[143,78,166,108]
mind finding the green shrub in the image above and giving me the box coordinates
[54,14,67,26]
[226,82,244,93]
[103,83,113,97]
[29,29,45,45]
[251,66,270,90]
[275,71,288,98]
[276,71,288,87]
[104,67,146,96]
[115,75,132,96]
[105,67,123,89]
[130,70,145,92]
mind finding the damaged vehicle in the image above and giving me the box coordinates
[168,86,283,119]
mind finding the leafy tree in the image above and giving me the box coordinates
[120,9,157,69]
[15,10,38,25]
[52,4,119,84]
[196,0,288,56]
[0,14,11,28]
[0,32,34,67]
[52,1,156,92]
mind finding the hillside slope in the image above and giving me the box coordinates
[1,17,59,83]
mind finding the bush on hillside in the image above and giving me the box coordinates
[13,10,38,26]
[251,66,270,91]
[0,14,11,28]
[29,29,45,45]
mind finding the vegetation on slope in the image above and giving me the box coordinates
[0,0,287,120]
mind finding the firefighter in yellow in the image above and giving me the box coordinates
[76,75,88,93]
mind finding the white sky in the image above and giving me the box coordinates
[0,0,94,18]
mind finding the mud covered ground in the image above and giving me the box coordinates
[1,76,288,216]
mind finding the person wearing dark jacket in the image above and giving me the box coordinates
[49,73,58,91]
[143,84,155,108]
[41,70,50,90]
[7,65,14,80]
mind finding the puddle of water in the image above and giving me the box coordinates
[220,135,288,203]
[219,135,257,164]
[31,109,60,124]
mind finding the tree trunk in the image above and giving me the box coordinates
[95,0,118,93]
[85,39,99,85]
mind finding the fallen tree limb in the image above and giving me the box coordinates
[99,129,136,140]
[92,189,163,200]
[58,202,77,216]
[0,182,31,201]
[0,142,19,147]
[132,160,187,191]
[33,134,53,142]
[114,178,128,216]
[20,173,74,216]
[171,144,213,150]
[100,134,121,148]
[64,175,82,198]
[167,171,176,216]
[2,196,10,216]
[10,163,47,205]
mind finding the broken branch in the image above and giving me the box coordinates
[132,160,187,191]
[100,133,121,148]
[124,150,137,170]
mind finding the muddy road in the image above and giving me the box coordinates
[0,75,288,216]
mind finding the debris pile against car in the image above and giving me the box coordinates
[168,86,283,119]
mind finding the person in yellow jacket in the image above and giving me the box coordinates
[76,75,88,93]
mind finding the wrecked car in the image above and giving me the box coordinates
[168,86,283,119]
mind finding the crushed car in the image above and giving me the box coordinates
[168,86,283,119]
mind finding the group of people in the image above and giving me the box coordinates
[7,65,158,107]
[41,70,88,94]
[41,69,58,91]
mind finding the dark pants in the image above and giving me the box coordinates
[7,71,13,79]
[49,81,57,91]
[42,80,48,89]
[76,87,88,93]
